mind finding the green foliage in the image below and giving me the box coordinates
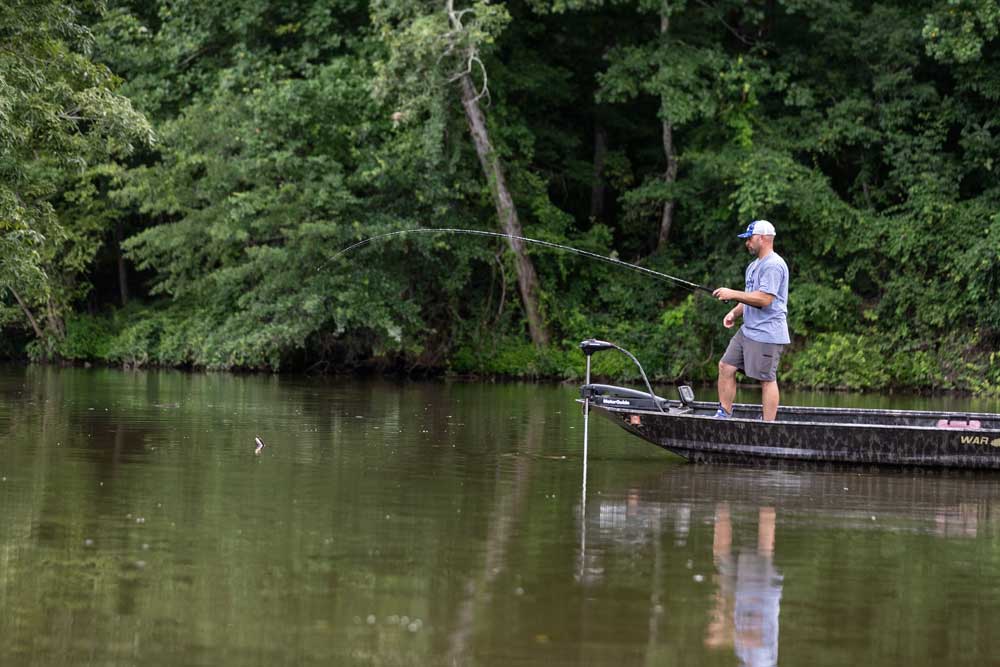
[2,0,999,396]
[0,0,152,344]
[787,282,863,337]
[49,313,116,361]
[449,338,577,378]
[923,0,1000,63]
[784,330,1000,393]
[650,294,723,381]
[370,0,511,166]
[785,333,892,391]
[973,351,1000,397]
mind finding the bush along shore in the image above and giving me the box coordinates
[21,301,1000,397]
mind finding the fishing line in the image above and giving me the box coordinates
[326,228,715,294]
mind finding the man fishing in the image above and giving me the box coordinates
[711,220,790,421]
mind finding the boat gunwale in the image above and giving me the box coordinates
[578,398,1000,433]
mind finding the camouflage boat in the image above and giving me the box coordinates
[578,339,1000,470]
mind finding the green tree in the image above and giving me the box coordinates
[0,0,151,349]
[2,0,997,393]
[372,0,550,346]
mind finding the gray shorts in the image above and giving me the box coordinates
[720,329,785,382]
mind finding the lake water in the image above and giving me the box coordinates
[2,365,1000,666]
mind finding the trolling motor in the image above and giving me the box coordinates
[577,339,691,559]
[580,339,617,357]
[579,339,669,414]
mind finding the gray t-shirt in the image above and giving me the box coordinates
[741,252,790,345]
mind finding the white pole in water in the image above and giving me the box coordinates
[582,356,590,499]
[579,354,591,580]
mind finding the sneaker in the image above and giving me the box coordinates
[713,407,732,419]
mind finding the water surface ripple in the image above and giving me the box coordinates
[1,366,999,666]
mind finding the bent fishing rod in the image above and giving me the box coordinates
[327,228,716,295]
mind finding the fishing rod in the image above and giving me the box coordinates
[327,228,716,294]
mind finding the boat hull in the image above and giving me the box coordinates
[584,392,1000,470]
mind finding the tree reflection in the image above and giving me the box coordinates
[444,392,543,664]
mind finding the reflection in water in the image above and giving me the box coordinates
[582,493,786,666]
[579,463,1000,667]
[445,396,543,664]
[706,504,782,667]
[935,503,979,538]
[4,367,1000,665]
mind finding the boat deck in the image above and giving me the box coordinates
[679,401,1000,430]
[581,386,1000,431]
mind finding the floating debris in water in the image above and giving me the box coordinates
[254,436,266,455]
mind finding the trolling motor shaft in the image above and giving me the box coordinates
[579,340,611,536]
[580,339,614,399]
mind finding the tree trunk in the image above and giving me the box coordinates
[458,74,549,347]
[657,8,679,251]
[657,121,678,249]
[9,287,44,339]
[46,299,64,340]
[590,123,608,222]
[115,222,129,306]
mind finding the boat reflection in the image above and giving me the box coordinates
[575,466,1000,665]
[934,503,980,538]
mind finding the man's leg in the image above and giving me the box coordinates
[761,380,779,421]
[718,361,738,414]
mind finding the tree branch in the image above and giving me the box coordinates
[694,0,754,46]
[444,0,490,103]
[8,287,44,339]
[448,54,489,103]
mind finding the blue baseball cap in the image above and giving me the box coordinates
[737,220,776,238]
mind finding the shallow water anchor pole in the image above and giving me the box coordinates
[578,339,614,579]
[582,351,591,497]
[579,350,592,580]
[579,339,613,474]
